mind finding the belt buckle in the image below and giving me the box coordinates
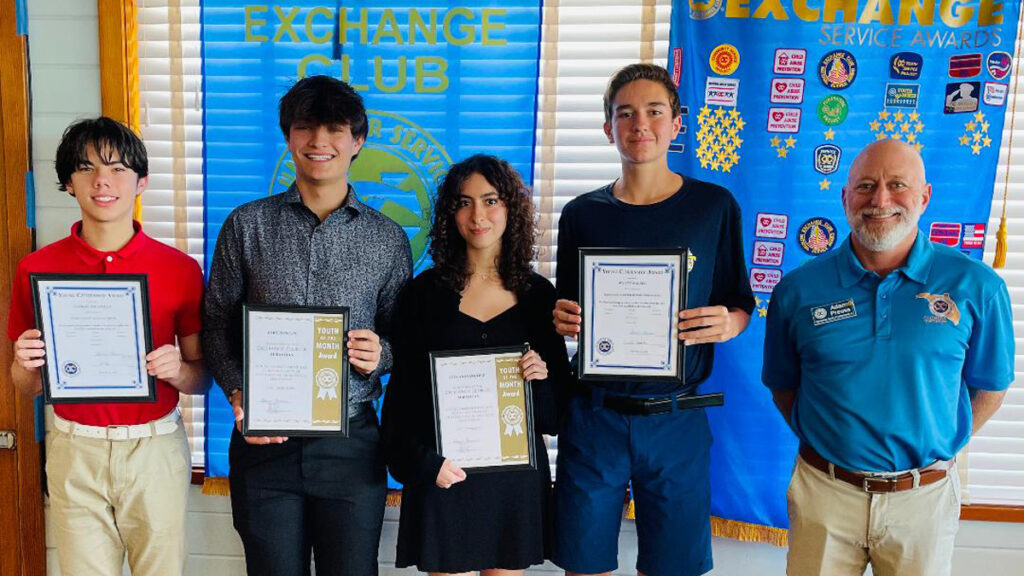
[862,476,895,494]
[106,425,130,441]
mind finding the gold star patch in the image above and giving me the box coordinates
[958,134,971,146]
[824,128,835,141]
[785,136,796,148]
[893,111,905,122]
[971,143,982,155]
[770,135,781,148]
[869,120,881,131]
[974,111,985,122]
[819,178,831,191]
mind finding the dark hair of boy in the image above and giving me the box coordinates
[429,154,537,296]
[278,75,369,142]
[55,117,149,192]
[602,63,683,123]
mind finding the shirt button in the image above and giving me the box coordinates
[881,294,888,300]
[481,332,488,340]
[105,255,113,263]
[882,313,888,319]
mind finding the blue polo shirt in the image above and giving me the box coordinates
[762,231,1014,472]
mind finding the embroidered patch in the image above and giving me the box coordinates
[915,292,961,325]
[818,50,857,90]
[889,52,923,80]
[798,217,836,255]
[811,299,857,326]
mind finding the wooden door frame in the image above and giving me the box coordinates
[0,2,45,575]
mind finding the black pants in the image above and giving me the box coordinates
[228,406,387,576]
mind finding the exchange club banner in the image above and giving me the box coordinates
[201,1,543,479]
[669,0,1021,538]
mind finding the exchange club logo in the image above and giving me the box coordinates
[916,292,961,325]
[62,362,80,377]
[818,50,857,90]
[597,338,614,355]
[271,110,450,269]
[798,217,836,255]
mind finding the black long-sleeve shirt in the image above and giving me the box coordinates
[381,269,570,487]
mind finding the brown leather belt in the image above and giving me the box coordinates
[799,445,950,494]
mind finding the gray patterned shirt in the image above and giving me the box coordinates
[203,184,412,403]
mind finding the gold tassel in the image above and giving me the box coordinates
[201,476,231,496]
[994,218,1008,268]
[994,4,1024,268]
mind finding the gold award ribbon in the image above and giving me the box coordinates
[312,315,344,427]
[496,354,529,463]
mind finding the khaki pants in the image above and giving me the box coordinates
[786,455,960,576]
[46,420,191,576]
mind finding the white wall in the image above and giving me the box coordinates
[23,0,1024,575]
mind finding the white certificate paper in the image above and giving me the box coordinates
[581,251,685,380]
[244,308,347,436]
[431,348,533,471]
[33,276,153,402]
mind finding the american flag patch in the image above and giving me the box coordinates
[962,223,986,249]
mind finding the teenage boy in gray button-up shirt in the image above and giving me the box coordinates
[203,75,412,576]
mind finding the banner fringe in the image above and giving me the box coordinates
[386,490,402,507]
[201,476,231,496]
[711,516,788,547]
[626,498,786,547]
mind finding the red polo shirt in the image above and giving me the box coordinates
[8,221,204,426]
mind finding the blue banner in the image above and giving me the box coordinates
[201,1,543,479]
[670,0,1020,531]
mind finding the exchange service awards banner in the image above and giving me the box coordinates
[669,0,1020,539]
[201,1,543,479]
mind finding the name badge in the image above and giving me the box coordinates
[811,299,857,326]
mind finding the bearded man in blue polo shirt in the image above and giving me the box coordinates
[763,138,1014,576]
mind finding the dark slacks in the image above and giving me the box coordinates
[228,406,386,576]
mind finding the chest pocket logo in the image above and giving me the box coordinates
[915,292,961,325]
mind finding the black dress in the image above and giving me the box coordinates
[381,269,570,573]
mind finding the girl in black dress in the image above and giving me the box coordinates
[382,154,570,576]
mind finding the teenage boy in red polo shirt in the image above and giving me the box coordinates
[9,117,207,576]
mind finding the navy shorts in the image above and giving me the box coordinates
[553,392,713,576]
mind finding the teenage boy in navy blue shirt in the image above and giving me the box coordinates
[551,64,755,576]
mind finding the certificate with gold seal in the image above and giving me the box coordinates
[429,345,537,472]
[242,305,349,437]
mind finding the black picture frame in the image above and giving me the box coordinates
[429,344,537,473]
[30,273,157,405]
[578,247,689,384]
[242,304,350,437]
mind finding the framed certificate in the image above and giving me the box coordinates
[578,248,689,383]
[31,273,156,404]
[242,305,349,437]
[429,345,536,473]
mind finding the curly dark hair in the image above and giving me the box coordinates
[429,154,536,295]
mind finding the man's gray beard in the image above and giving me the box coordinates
[851,212,918,252]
